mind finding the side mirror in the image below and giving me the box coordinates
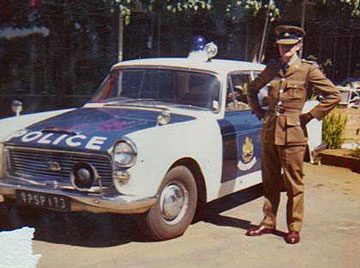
[12,100,23,117]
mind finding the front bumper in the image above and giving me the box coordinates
[0,178,157,214]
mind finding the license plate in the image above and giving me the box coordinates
[16,190,71,212]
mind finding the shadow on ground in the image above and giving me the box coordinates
[201,184,287,238]
[0,184,286,247]
[0,203,144,247]
[201,184,263,229]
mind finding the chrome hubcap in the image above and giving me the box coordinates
[160,182,188,224]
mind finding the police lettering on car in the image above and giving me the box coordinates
[8,129,108,151]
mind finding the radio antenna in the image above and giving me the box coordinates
[258,0,274,63]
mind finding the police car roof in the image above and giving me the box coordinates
[111,58,265,74]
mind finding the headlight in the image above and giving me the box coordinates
[113,139,137,168]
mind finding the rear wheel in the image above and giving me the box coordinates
[143,166,197,240]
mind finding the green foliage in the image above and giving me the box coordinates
[115,0,281,22]
[228,0,280,21]
[322,109,348,149]
[350,148,360,158]
[163,0,212,13]
[313,0,360,16]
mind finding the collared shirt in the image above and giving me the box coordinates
[287,54,299,67]
[281,54,299,74]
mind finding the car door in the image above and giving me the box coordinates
[218,72,262,185]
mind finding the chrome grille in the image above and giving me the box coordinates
[8,147,113,187]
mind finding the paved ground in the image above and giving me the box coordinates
[1,163,360,268]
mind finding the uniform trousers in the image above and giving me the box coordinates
[260,135,306,232]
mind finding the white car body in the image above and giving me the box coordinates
[0,52,319,239]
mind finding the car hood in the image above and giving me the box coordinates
[6,107,195,153]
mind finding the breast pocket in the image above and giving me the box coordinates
[267,81,280,106]
[281,82,305,101]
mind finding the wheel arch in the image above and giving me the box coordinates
[169,158,207,210]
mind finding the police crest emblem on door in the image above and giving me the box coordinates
[237,136,257,171]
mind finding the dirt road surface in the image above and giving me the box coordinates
[1,163,360,268]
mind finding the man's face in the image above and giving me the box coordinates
[278,43,301,59]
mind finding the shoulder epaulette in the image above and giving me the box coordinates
[302,59,320,69]
[301,59,315,65]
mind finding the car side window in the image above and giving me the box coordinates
[226,73,251,111]
[252,71,269,108]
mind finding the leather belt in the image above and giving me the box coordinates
[272,104,301,116]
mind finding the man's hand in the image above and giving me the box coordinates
[300,112,314,126]
[254,108,266,120]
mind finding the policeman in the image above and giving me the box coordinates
[246,25,341,244]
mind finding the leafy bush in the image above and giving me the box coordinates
[322,109,348,149]
[350,148,360,158]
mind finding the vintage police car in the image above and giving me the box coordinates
[0,43,266,240]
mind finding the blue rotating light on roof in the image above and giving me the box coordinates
[192,36,206,51]
[188,36,218,62]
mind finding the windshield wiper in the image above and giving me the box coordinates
[173,104,211,111]
[103,96,135,103]
[103,98,212,111]
[122,98,158,103]
[104,98,166,106]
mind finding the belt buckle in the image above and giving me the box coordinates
[275,105,284,116]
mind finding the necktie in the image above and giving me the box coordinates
[282,63,289,74]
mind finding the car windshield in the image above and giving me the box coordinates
[90,68,220,111]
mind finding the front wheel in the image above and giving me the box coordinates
[143,165,198,240]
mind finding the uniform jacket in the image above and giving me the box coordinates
[248,56,341,146]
